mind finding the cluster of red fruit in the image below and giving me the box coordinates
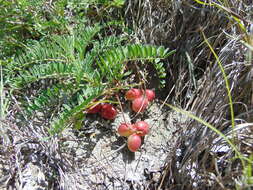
[118,121,149,152]
[118,88,155,152]
[125,88,155,112]
[87,103,117,120]
[86,88,155,152]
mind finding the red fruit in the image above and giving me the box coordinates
[118,123,135,137]
[134,121,149,136]
[144,89,155,101]
[87,103,102,114]
[127,134,142,152]
[100,104,117,120]
[131,96,149,112]
[125,88,142,100]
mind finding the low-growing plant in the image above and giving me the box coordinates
[6,23,173,135]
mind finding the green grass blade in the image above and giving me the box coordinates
[201,31,235,132]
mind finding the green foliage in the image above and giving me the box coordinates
[98,44,172,83]
[153,50,176,88]
[6,23,173,135]
[0,0,125,59]
[242,154,253,187]
[0,0,69,58]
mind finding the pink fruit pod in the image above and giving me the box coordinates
[143,89,155,101]
[131,96,149,112]
[125,88,142,101]
[134,121,149,136]
[127,134,142,152]
[118,123,135,137]
[100,104,118,120]
[87,103,102,114]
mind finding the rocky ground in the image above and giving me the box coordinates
[0,101,186,190]
[59,102,185,189]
